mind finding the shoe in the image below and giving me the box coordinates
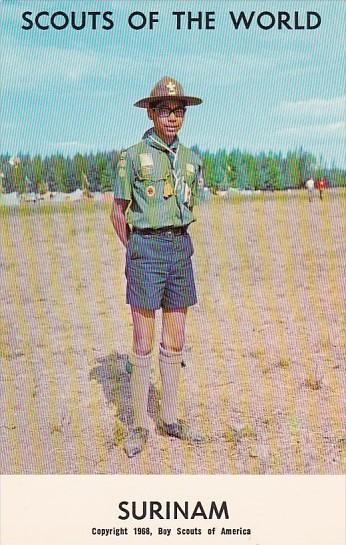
[157,418,205,443]
[124,427,149,458]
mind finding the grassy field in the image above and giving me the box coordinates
[0,189,345,474]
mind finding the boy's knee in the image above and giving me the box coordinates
[133,341,154,356]
[161,340,184,353]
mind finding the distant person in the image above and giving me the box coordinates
[316,177,327,200]
[111,77,205,457]
[305,177,315,202]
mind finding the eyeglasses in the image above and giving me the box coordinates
[153,107,186,118]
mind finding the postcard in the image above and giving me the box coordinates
[0,1,345,544]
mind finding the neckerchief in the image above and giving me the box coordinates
[143,128,182,194]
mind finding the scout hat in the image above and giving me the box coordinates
[134,76,202,108]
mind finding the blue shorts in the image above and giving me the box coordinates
[125,229,197,310]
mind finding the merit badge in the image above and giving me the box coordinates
[146,185,155,197]
[186,163,195,174]
[163,180,174,198]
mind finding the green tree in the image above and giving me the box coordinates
[53,155,68,192]
[314,156,326,184]
[266,153,282,190]
[225,153,237,188]
[74,153,88,188]
[32,155,47,193]
[96,153,112,192]
[299,150,316,182]
[286,151,302,188]
[13,163,26,193]
[202,151,218,191]
[244,153,260,189]
[333,168,346,187]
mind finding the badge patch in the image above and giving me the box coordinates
[163,180,174,198]
[167,81,176,95]
[146,185,155,197]
[139,153,154,167]
[118,159,126,167]
[186,163,195,174]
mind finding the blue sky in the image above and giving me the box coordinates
[1,0,345,166]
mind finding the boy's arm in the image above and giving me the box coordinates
[111,149,134,246]
[110,198,131,247]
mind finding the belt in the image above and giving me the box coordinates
[132,226,188,236]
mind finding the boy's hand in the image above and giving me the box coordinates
[110,198,130,247]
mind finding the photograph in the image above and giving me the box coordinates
[1,0,345,480]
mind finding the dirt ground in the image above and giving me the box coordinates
[0,189,345,474]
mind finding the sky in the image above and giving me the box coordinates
[0,0,345,167]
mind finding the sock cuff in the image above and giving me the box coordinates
[131,351,152,368]
[159,344,183,366]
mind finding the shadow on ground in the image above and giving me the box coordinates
[90,351,160,430]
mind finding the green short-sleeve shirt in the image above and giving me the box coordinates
[113,130,204,229]
[113,150,133,201]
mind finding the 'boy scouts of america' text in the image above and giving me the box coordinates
[21,10,322,31]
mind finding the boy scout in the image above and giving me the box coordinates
[111,76,204,457]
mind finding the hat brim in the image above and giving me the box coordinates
[134,95,202,108]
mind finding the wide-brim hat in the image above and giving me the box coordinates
[134,76,202,108]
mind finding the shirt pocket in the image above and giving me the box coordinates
[136,170,172,201]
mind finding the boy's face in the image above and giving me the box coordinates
[148,99,186,144]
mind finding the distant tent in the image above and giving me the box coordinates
[9,156,21,167]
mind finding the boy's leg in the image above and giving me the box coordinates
[159,308,204,443]
[124,307,155,457]
[132,306,156,357]
[159,308,186,424]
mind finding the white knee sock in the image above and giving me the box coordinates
[159,345,183,425]
[130,351,152,429]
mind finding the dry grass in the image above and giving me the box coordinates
[0,189,345,474]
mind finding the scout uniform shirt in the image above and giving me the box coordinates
[113,128,204,229]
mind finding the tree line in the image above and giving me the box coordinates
[0,148,345,194]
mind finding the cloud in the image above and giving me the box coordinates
[279,95,345,118]
[278,121,346,138]
[0,32,164,91]
[1,35,107,89]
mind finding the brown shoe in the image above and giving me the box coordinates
[124,427,149,457]
[157,419,205,443]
